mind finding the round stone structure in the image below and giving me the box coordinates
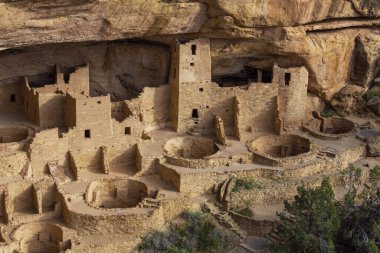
[0,127,29,143]
[0,127,32,152]
[248,134,317,167]
[85,178,148,209]
[303,117,355,140]
[11,223,67,253]
[164,136,219,159]
[163,136,228,169]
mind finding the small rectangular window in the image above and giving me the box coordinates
[199,88,203,92]
[190,62,194,66]
[191,45,197,55]
[285,73,291,85]
[125,127,131,135]
[84,129,91,138]
[192,109,199,118]
[97,101,101,104]
[10,94,16,102]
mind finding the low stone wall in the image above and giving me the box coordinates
[62,202,163,236]
[165,155,230,169]
[157,163,181,191]
[229,211,277,236]
[0,152,29,177]
[248,134,318,167]
[85,178,148,209]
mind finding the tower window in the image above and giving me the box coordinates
[125,127,131,135]
[64,73,70,83]
[10,94,16,102]
[84,130,91,138]
[285,73,291,85]
[191,45,197,55]
[262,70,273,83]
[192,109,199,118]
[190,62,194,66]
[199,88,203,92]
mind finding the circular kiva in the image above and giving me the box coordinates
[11,223,64,253]
[85,178,148,209]
[163,137,229,169]
[164,136,219,159]
[303,117,355,140]
[248,134,317,167]
[0,127,29,143]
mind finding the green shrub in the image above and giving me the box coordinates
[362,90,380,100]
[139,210,228,253]
[321,110,336,118]
[274,166,380,253]
[236,208,253,217]
[232,179,262,192]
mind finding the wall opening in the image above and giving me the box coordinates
[191,45,197,55]
[84,129,91,138]
[190,62,194,66]
[192,109,199,118]
[262,70,273,83]
[285,73,291,85]
[10,94,16,102]
[199,88,203,92]
[125,127,131,135]
[63,73,70,84]
[97,101,101,104]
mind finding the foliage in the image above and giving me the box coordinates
[273,166,380,253]
[363,91,380,101]
[274,178,340,253]
[321,110,337,118]
[139,210,228,253]
[232,178,263,193]
[235,207,254,217]
[337,165,380,253]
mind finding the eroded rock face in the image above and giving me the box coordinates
[368,136,380,157]
[0,0,378,100]
[0,41,170,101]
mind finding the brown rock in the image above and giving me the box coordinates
[368,136,380,157]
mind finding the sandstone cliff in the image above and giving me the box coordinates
[0,0,378,101]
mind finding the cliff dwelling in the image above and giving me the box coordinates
[0,1,378,252]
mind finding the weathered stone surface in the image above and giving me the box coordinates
[350,34,380,87]
[330,85,366,114]
[0,0,378,100]
[368,97,380,116]
[368,136,380,157]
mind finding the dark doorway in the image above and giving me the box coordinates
[10,94,16,102]
[125,127,131,135]
[191,45,197,55]
[84,129,91,138]
[262,71,273,83]
[192,109,199,118]
[285,73,291,85]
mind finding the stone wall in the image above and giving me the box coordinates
[0,81,21,110]
[126,85,170,131]
[274,65,309,131]
[29,128,68,177]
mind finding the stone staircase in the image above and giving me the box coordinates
[265,228,281,243]
[317,146,337,159]
[187,120,202,136]
[202,201,247,240]
[139,198,160,209]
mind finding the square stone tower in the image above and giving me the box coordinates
[169,38,211,132]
